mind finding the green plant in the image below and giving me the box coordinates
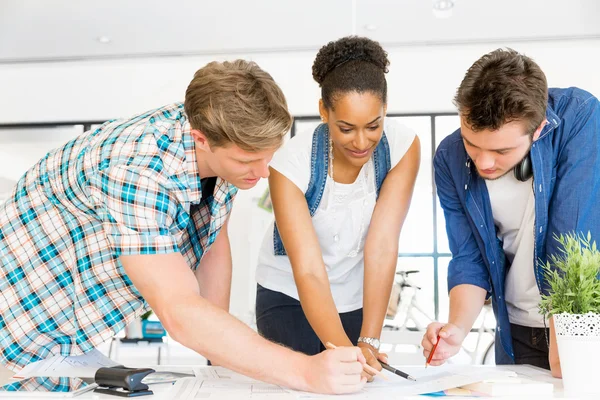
[540,232,600,316]
[140,310,153,320]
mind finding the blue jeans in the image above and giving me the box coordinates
[255,285,363,355]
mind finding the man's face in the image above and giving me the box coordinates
[460,117,543,180]
[205,143,277,189]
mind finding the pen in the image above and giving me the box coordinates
[379,360,416,381]
[425,333,441,368]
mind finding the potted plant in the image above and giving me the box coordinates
[124,310,166,340]
[540,232,600,395]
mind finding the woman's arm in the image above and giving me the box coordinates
[360,137,420,357]
[269,167,353,348]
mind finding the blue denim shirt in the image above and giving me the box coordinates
[273,123,391,255]
[434,87,600,363]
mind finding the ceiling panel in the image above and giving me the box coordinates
[0,0,353,62]
[357,0,600,45]
[0,0,599,63]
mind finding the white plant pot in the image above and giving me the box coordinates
[124,317,143,339]
[554,313,600,395]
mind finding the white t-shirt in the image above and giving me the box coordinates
[255,119,416,313]
[486,173,545,327]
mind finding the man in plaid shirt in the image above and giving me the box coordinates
[0,60,368,394]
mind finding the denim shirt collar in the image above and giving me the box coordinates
[538,104,561,141]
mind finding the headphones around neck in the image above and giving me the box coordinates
[514,153,533,182]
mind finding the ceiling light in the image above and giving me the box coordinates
[97,36,112,44]
[432,0,454,18]
[364,24,378,31]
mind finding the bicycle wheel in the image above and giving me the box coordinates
[482,340,495,365]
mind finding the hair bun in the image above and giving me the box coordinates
[312,36,389,86]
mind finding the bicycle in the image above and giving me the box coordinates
[384,270,434,331]
[383,269,496,365]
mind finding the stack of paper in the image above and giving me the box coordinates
[167,365,516,399]
[462,376,554,396]
[13,349,119,379]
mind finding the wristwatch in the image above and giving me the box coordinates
[357,336,381,351]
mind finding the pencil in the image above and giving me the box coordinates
[379,360,417,381]
[324,342,388,381]
[425,333,441,368]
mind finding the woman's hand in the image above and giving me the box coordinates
[357,343,387,382]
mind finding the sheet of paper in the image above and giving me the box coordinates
[142,371,194,385]
[296,365,514,399]
[179,367,296,399]
[175,366,513,399]
[14,349,119,378]
[172,377,296,399]
[193,366,262,383]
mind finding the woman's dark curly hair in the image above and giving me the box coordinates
[312,36,390,109]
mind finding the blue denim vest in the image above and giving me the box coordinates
[273,123,391,255]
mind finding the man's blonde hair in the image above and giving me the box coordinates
[184,60,292,152]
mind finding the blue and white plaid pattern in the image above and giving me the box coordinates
[0,376,86,393]
[0,103,238,370]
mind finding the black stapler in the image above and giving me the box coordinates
[94,366,155,397]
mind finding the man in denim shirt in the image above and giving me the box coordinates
[421,49,600,373]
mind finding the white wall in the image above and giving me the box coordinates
[1,39,599,322]
[2,39,599,123]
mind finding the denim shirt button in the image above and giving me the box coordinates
[540,227,543,233]
[539,184,542,192]
[464,184,468,190]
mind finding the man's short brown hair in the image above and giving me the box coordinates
[454,48,548,135]
[184,60,292,151]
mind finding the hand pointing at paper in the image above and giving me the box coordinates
[422,284,487,366]
[421,322,467,366]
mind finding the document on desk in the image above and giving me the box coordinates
[298,365,514,399]
[297,365,512,400]
[170,366,512,399]
[14,349,119,379]
[169,367,296,399]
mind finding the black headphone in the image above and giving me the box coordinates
[514,153,533,182]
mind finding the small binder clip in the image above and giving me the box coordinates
[94,366,155,397]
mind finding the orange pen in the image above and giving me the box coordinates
[425,333,441,368]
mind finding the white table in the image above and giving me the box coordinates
[9,365,592,399]
[107,337,169,365]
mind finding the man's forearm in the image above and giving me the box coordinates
[448,284,487,333]
[195,228,232,311]
[196,260,231,311]
[166,295,311,390]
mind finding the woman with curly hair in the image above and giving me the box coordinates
[255,36,420,380]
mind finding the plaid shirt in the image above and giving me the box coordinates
[0,103,238,370]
